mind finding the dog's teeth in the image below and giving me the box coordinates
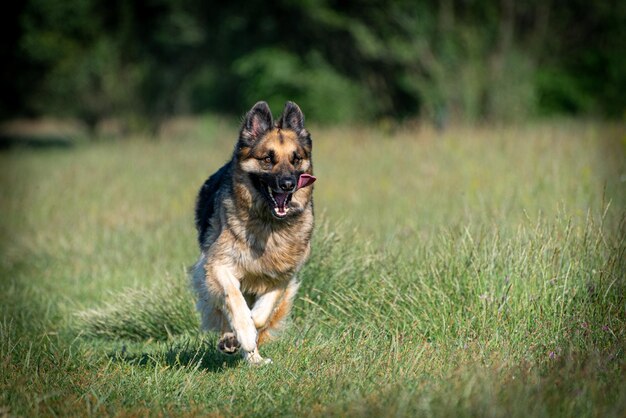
[267,186,277,205]
[273,206,290,216]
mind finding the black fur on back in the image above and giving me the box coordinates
[195,161,232,246]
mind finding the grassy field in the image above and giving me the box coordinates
[1,118,625,417]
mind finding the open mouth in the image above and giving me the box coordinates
[253,174,314,219]
[266,186,293,218]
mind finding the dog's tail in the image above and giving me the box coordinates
[257,279,300,345]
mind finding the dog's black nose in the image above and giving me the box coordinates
[279,177,296,192]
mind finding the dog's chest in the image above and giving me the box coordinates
[231,226,310,292]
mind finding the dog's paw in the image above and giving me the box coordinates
[243,349,272,366]
[217,332,241,355]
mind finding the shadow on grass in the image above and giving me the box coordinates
[108,337,242,373]
[0,133,76,150]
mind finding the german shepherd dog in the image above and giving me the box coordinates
[191,101,316,365]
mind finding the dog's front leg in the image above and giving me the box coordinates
[251,287,285,330]
[212,264,269,365]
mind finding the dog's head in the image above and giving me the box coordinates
[235,101,315,219]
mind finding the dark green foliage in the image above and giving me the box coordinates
[18,0,145,131]
[535,0,626,117]
[5,0,626,129]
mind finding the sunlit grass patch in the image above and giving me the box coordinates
[75,279,197,341]
[1,119,624,416]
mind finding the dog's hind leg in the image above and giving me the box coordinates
[191,255,222,332]
[195,290,241,355]
[194,285,239,354]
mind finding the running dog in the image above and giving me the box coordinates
[191,101,316,365]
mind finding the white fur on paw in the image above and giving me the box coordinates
[243,350,272,366]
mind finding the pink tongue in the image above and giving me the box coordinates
[297,174,316,189]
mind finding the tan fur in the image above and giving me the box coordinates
[257,278,300,345]
[191,113,314,365]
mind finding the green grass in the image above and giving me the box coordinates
[1,118,625,416]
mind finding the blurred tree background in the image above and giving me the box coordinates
[2,0,625,132]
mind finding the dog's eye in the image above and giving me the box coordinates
[263,156,272,164]
[293,157,301,165]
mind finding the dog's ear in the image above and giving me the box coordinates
[240,101,273,142]
[279,101,311,151]
[278,101,305,134]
